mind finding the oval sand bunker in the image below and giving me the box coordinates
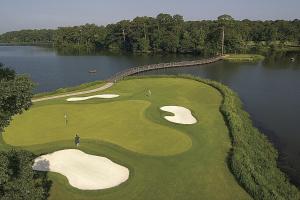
[160,106,197,124]
[32,149,129,190]
[67,94,119,102]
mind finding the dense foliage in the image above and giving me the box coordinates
[0,63,34,131]
[0,29,54,44]
[0,150,51,200]
[0,14,299,54]
[0,64,50,200]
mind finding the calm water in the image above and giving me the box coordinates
[1,46,300,186]
[0,46,203,93]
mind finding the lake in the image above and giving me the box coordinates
[1,46,300,187]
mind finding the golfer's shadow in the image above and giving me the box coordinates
[33,159,50,171]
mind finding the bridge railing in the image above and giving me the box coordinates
[107,56,223,82]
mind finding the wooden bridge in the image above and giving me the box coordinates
[108,56,224,82]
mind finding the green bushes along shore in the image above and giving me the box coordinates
[183,75,299,200]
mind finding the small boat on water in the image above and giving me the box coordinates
[88,69,97,73]
[290,58,295,62]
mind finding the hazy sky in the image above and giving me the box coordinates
[1,0,299,33]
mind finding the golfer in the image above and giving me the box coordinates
[64,113,68,125]
[75,134,80,147]
[146,89,151,97]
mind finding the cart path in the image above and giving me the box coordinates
[32,82,114,103]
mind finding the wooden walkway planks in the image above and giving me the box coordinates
[108,56,223,82]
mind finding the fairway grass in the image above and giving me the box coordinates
[2,77,251,200]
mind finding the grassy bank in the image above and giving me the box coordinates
[33,80,104,99]
[223,54,265,62]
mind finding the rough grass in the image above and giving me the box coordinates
[224,54,265,62]
[1,77,251,200]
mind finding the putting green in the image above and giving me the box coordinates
[1,77,251,200]
[4,100,191,156]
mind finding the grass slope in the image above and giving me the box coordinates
[2,77,251,200]
[224,54,265,62]
[33,80,104,99]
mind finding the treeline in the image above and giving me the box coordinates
[0,14,300,54]
[0,29,55,44]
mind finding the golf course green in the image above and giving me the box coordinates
[2,77,251,200]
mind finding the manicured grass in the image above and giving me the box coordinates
[5,100,191,156]
[2,77,251,200]
[224,54,265,62]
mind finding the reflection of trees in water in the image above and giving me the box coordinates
[141,61,243,85]
[263,50,300,69]
[201,61,242,83]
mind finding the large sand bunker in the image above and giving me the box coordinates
[67,94,119,102]
[32,149,129,190]
[160,106,197,124]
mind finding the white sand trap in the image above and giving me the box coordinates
[67,94,119,102]
[32,149,129,190]
[160,106,197,124]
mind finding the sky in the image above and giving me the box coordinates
[0,0,299,33]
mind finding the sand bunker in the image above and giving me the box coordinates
[32,149,129,190]
[160,106,197,124]
[67,94,119,102]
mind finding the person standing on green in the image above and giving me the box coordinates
[64,113,68,125]
[75,134,80,147]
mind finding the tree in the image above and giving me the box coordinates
[160,32,179,53]
[217,14,234,21]
[179,31,193,53]
[134,38,150,52]
[0,63,34,130]
[218,14,235,54]
[0,150,51,200]
[0,64,50,200]
[94,26,107,49]
[190,28,206,53]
